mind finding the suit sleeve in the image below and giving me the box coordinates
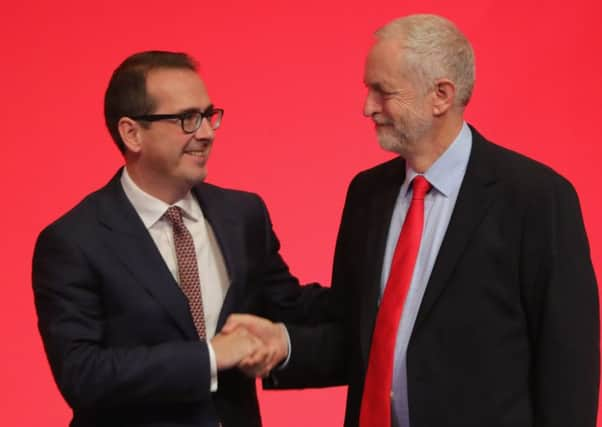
[246,194,337,325]
[32,225,213,410]
[258,176,363,388]
[521,176,599,427]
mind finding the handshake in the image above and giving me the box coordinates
[210,314,289,378]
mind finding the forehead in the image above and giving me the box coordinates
[364,39,406,87]
[145,67,211,112]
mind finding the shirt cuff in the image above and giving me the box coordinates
[277,323,292,370]
[207,341,218,392]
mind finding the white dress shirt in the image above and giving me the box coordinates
[120,168,230,392]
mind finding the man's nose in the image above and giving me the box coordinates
[363,90,381,117]
[194,117,215,141]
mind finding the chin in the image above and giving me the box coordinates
[377,134,404,154]
[194,170,208,183]
[182,168,207,186]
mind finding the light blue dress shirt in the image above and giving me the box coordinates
[381,122,472,427]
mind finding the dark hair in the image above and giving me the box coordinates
[104,51,198,153]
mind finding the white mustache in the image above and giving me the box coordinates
[371,113,392,126]
[374,119,392,126]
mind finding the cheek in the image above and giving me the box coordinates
[383,103,405,124]
[148,140,185,167]
[385,96,410,115]
[169,136,193,158]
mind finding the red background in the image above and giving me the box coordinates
[1,0,601,425]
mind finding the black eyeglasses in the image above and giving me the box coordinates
[131,106,224,133]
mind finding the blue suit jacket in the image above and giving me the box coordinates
[33,171,331,427]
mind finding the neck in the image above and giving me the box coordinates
[125,163,190,205]
[404,116,464,173]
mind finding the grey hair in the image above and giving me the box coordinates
[375,14,475,107]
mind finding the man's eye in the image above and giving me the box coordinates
[181,112,197,120]
[381,90,398,97]
[370,87,396,98]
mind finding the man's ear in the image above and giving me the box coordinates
[118,117,143,153]
[431,79,456,116]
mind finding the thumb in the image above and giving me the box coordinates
[222,313,249,334]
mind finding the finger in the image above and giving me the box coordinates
[240,342,271,372]
[238,357,255,369]
[239,354,261,368]
[260,367,272,378]
[265,342,281,364]
[223,313,260,333]
[237,337,264,366]
[240,364,263,378]
[257,358,276,378]
[231,314,271,337]
[238,356,265,377]
[244,345,270,367]
[252,359,272,378]
[262,341,287,374]
[229,313,259,328]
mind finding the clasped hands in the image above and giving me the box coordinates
[211,314,289,378]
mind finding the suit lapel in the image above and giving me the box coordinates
[413,129,498,331]
[96,171,199,340]
[360,159,406,363]
[193,184,244,332]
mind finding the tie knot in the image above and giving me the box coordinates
[164,206,184,227]
[411,176,431,200]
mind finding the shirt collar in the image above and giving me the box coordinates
[120,167,203,229]
[403,121,472,197]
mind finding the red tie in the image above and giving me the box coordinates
[359,175,431,427]
[164,206,207,339]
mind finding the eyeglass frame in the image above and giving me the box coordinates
[130,105,224,133]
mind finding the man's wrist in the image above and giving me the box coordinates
[207,341,218,391]
[276,323,291,370]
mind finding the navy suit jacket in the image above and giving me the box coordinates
[33,171,331,427]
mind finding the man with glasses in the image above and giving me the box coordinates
[32,51,330,427]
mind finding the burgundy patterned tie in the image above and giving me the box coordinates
[360,176,431,427]
[164,206,206,339]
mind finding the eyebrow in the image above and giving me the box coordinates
[366,82,395,94]
[176,104,214,115]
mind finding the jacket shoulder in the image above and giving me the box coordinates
[39,186,108,238]
[348,156,405,191]
[195,181,265,208]
[472,128,576,195]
